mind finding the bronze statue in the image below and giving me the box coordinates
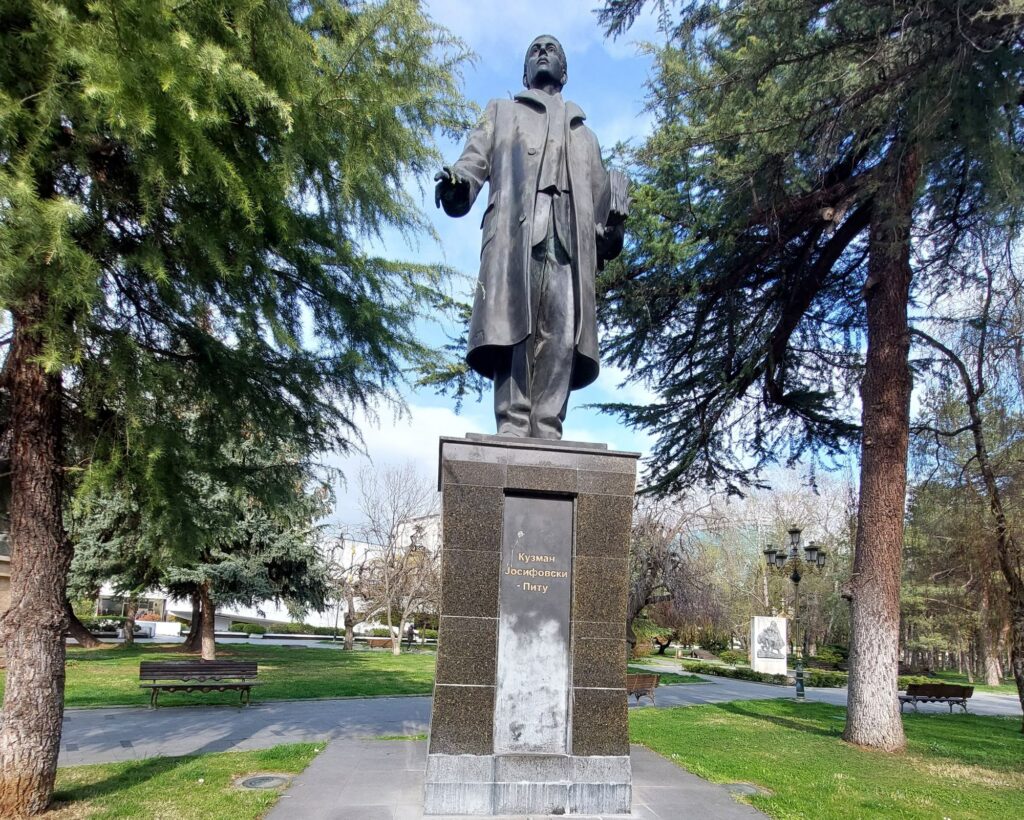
[436,35,628,440]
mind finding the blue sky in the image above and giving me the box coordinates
[326,2,667,526]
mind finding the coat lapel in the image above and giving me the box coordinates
[513,89,587,125]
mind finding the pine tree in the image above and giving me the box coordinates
[599,0,1023,750]
[0,0,472,811]
[70,429,332,660]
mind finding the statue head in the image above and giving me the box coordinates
[523,35,567,92]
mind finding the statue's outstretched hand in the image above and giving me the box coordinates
[434,166,459,209]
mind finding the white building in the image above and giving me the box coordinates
[92,516,442,634]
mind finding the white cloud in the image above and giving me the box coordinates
[324,400,489,526]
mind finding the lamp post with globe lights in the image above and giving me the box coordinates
[763,526,827,698]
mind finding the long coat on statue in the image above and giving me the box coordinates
[441,89,621,391]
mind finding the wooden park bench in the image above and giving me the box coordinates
[626,673,660,706]
[899,682,973,714]
[139,661,261,708]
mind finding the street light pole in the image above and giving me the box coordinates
[764,526,827,700]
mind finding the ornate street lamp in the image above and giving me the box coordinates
[764,526,827,698]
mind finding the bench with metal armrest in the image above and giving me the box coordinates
[899,682,973,713]
[139,661,261,708]
[626,672,660,705]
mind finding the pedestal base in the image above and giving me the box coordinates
[426,435,638,816]
[423,753,631,815]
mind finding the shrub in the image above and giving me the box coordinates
[820,643,849,661]
[803,669,847,687]
[811,647,844,668]
[229,623,268,635]
[256,623,343,636]
[369,627,394,638]
[419,629,438,640]
[694,629,730,652]
[80,617,124,632]
[683,660,787,685]
[685,659,930,690]
[718,650,747,665]
[898,675,935,688]
[631,642,654,659]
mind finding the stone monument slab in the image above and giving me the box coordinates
[750,616,788,676]
[494,493,573,754]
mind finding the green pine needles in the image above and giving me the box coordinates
[1,0,474,487]
[0,4,472,809]
[598,0,1024,494]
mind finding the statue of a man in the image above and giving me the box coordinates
[435,35,628,440]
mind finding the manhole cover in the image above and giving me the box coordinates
[236,773,292,790]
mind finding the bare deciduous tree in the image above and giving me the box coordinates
[354,465,440,655]
[912,238,1024,729]
[627,494,723,654]
[325,534,368,651]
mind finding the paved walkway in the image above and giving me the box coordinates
[632,658,1023,718]
[57,669,1021,767]
[266,739,766,820]
[59,695,431,767]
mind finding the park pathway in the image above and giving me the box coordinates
[264,739,766,820]
[57,665,1022,767]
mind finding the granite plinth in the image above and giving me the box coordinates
[424,754,632,815]
[426,435,638,816]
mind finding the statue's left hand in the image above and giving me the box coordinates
[434,166,464,209]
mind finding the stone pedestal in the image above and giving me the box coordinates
[424,434,638,816]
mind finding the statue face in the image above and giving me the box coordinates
[524,36,567,91]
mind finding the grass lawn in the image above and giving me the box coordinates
[0,643,437,708]
[929,669,1019,695]
[627,665,704,685]
[50,743,318,819]
[630,700,1024,819]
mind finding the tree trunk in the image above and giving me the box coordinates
[198,582,216,661]
[1010,600,1024,733]
[182,590,202,652]
[123,596,138,649]
[624,592,645,655]
[0,301,71,815]
[1004,623,1012,677]
[974,585,999,687]
[343,591,356,651]
[843,145,919,753]
[63,599,102,650]
[386,607,399,656]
